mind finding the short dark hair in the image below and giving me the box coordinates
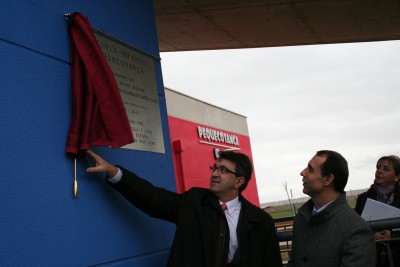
[218,151,253,193]
[316,150,349,193]
[377,155,400,176]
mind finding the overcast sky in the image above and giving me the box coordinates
[160,40,400,204]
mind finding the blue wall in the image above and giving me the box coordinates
[0,1,175,266]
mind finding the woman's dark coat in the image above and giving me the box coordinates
[355,183,400,267]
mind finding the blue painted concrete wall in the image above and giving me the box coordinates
[0,1,175,266]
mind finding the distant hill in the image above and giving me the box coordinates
[261,188,368,209]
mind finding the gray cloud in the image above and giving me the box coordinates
[161,40,400,203]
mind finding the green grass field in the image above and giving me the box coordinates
[266,198,357,219]
[269,210,295,219]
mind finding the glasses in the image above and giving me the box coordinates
[210,164,239,176]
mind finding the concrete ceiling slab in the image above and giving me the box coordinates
[154,0,400,52]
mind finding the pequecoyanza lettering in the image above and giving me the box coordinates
[197,126,239,146]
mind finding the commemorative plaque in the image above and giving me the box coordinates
[94,31,165,153]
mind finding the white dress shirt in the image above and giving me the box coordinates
[220,196,241,262]
[108,167,123,183]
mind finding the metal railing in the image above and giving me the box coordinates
[274,217,400,266]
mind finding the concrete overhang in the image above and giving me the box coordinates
[154,0,400,52]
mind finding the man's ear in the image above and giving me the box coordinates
[235,177,245,189]
[324,174,334,186]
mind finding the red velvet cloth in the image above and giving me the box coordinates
[66,13,134,157]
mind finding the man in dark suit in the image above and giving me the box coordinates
[86,149,282,267]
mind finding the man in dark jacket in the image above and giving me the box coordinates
[86,150,282,267]
[287,150,376,267]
